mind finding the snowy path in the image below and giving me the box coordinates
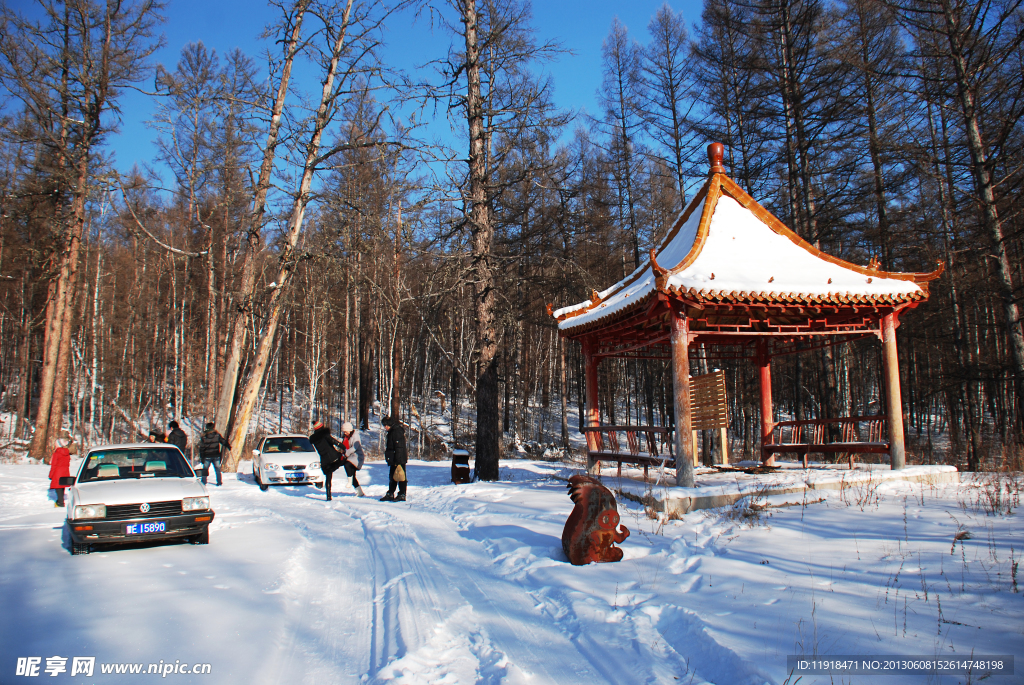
[1,460,1021,684]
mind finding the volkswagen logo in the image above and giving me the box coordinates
[140,503,150,513]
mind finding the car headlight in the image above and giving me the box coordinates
[309,462,319,470]
[183,496,210,511]
[264,463,280,471]
[72,504,106,520]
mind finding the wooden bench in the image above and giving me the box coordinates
[763,415,889,467]
[581,426,675,479]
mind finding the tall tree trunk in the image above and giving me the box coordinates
[941,22,1024,407]
[215,3,307,436]
[391,203,402,420]
[33,151,91,461]
[343,267,351,423]
[15,273,32,439]
[463,0,501,480]
[223,0,355,471]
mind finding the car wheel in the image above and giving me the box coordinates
[314,482,323,489]
[255,466,269,492]
[193,528,210,545]
[71,542,91,556]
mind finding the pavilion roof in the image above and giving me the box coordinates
[553,148,943,335]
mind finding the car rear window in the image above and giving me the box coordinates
[78,448,195,482]
[261,437,315,453]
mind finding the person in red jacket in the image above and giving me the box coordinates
[48,442,72,508]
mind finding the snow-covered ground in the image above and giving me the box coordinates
[1,458,1021,684]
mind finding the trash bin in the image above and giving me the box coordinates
[451,448,471,484]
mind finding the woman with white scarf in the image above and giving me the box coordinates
[340,422,365,497]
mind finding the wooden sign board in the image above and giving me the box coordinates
[690,369,728,430]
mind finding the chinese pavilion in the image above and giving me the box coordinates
[551,143,943,487]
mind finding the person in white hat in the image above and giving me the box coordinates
[340,422,365,497]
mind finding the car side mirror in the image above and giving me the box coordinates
[58,476,75,486]
[252,449,260,458]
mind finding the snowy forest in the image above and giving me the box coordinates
[0,0,1021,475]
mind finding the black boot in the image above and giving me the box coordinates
[380,492,395,502]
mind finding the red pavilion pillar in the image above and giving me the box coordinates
[670,307,695,487]
[757,339,775,466]
[582,337,601,475]
[881,311,906,470]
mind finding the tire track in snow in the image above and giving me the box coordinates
[364,498,606,683]
[356,507,500,681]
[524,583,700,684]
[248,498,375,685]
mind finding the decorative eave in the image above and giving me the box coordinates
[550,143,944,335]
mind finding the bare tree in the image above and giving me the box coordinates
[0,0,162,461]
[223,0,405,470]
[690,0,774,197]
[437,0,566,479]
[598,18,645,270]
[891,0,1024,415]
[213,0,308,441]
[641,3,696,205]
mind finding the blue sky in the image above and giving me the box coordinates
[97,0,703,173]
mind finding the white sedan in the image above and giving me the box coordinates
[252,434,324,491]
[63,443,215,555]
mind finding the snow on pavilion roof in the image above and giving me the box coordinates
[552,155,943,334]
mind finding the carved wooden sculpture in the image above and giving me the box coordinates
[562,474,630,565]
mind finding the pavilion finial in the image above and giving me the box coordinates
[708,142,725,174]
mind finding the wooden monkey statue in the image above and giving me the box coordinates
[562,474,630,565]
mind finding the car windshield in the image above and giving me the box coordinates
[261,437,315,453]
[78,448,195,483]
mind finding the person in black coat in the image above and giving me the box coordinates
[198,422,229,486]
[309,420,343,501]
[380,415,408,502]
[167,421,188,457]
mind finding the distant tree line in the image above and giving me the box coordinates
[0,0,1020,472]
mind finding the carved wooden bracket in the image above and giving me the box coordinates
[650,247,669,291]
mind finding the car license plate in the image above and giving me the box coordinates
[124,521,166,535]
[286,473,304,481]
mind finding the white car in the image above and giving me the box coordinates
[252,434,324,491]
[62,443,215,555]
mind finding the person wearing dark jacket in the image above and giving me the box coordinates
[167,421,188,457]
[198,422,229,486]
[309,420,343,501]
[380,415,408,502]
